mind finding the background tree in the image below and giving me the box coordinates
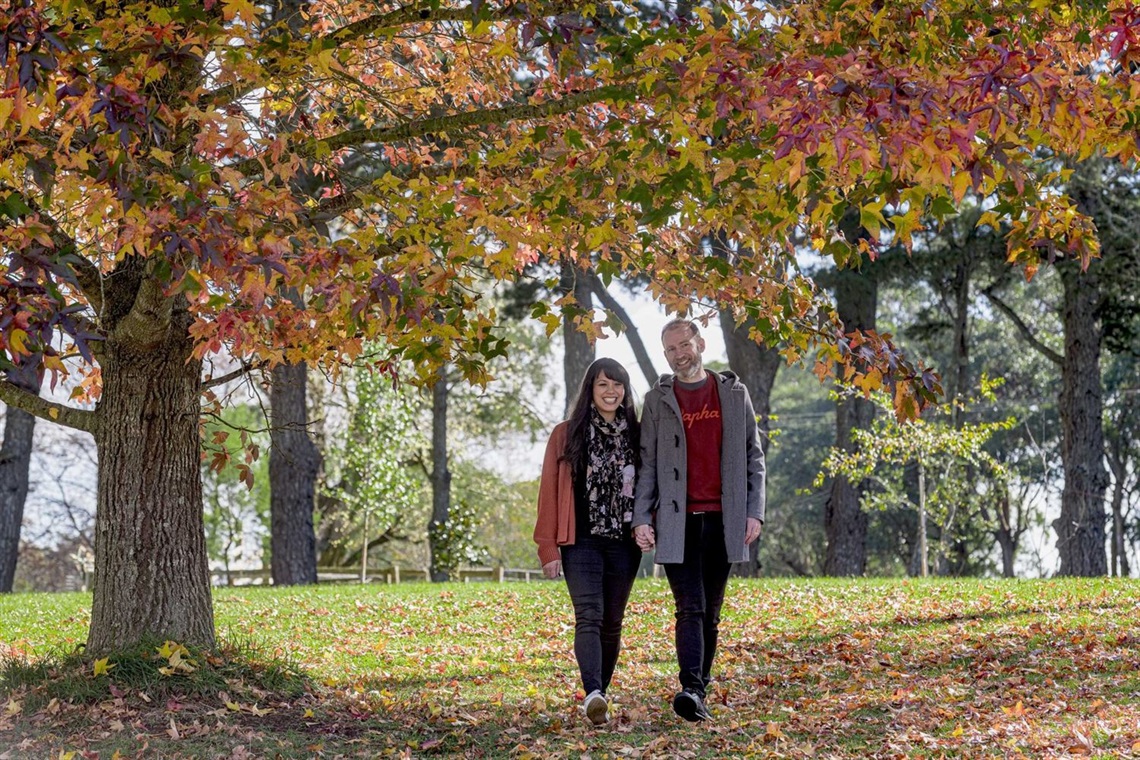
[818,381,1015,577]
[0,357,39,591]
[202,405,270,583]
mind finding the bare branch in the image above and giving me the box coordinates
[0,381,98,434]
[982,287,1063,366]
[203,361,267,390]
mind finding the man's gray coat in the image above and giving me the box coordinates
[632,371,765,564]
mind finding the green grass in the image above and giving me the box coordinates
[2,578,1139,758]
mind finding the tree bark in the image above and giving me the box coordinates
[823,269,877,576]
[428,373,452,582]
[720,312,779,577]
[1053,263,1109,576]
[269,363,320,586]
[560,260,595,415]
[0,360,40,592]
[89,321,215,654]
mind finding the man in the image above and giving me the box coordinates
[632,318,764,722]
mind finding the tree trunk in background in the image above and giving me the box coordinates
[0,360,40,592]
[89,318,215,653]
[428,373,452,582]
[1053,263,1108,577]
[270,363,319,586]
[824,269,877,576]
[995,489,1018,578]
[560,260,596,415]
[720,312,779,577]
[1107,453,1126,577]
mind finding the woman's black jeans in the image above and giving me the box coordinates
[560,533,642,695]
[663,512,731,697]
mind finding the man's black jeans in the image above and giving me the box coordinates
[663,512,731,697]
[561,533,642,695]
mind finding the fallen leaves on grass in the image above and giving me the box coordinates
[1,580,1139,758]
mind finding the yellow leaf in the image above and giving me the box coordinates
[49,407,60,420]
[5,698,20,716]
[951,170,972,204]
[225,701,241,711]
[303,708,314,718]
[9,328,27,355]
[93,657,115,677]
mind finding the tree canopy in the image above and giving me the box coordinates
[3,0,1140,649]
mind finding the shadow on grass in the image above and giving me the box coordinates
[0,635,312,711]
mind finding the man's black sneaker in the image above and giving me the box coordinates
[672,690,711,722]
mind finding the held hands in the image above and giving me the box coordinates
[745,517,763,546]
[542,560,562,579]
[633,524,656,552]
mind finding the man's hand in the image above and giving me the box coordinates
[633,524,656,551]
[542,560,562,579]
[744,517,762,545]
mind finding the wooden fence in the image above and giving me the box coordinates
[211,566,546,587]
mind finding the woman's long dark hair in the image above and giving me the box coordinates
[560,358,640,478]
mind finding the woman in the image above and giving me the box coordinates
[534,357,642,726]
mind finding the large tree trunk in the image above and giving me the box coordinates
[824,269,877,576]
[428,373,451,582]
[89,326,214,653]
[560,260,595,414]
[0,360,40,592]
[720,312,779,577]
[269,363,319,586]
[1053,264,1108,576]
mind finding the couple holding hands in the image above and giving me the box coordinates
[534,318,766,725]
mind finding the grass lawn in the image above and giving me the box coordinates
[1,578,1139,758]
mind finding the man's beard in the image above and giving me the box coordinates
[675,360,704,382]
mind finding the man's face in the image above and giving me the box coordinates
[662,325,705,381]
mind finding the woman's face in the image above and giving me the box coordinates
[591,371,625,421]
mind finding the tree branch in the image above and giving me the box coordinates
[586,271,659,386]
[0,381,98,434]
[199,0,584,111]
[203,361,267,390]
[309,161,473,223]
[114,270,174,348]
[231,85,634,178]
[328,1,582,44]
[0,186,104,314]
[982,287,1063,366]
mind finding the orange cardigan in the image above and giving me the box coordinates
[534,421,576,566]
